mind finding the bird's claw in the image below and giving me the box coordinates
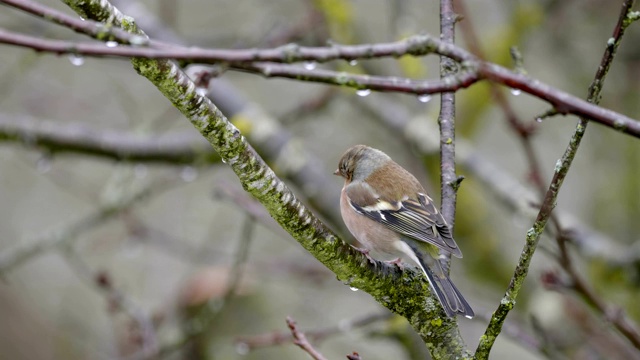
[384,258,404,270]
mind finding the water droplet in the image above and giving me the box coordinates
[349,286,359,292]
[36,156,51,174]
[356,89,371,97]
[180,166,198,182]
[235,342,249,355]
[417,94,432,103]
[349,59,358,66]
[79,17,85,21]
[134,164,148,179]
[129,35,149,46]
[105,41,118,48]
[68,54,85,66]
[510,88,522,96]
[535,117,543,123]
[303,61,317,70]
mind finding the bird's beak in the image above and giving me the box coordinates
[333,169,340,176]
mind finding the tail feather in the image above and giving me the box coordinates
[433,271,475,319]
[407,243,474,318]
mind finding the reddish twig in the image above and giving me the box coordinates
[286,316,328,360]
[235,312,391,351]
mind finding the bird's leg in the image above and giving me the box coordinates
[352,246,377,265]
[385,258,405,270]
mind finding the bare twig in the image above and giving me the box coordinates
[235,312,391,351]
[0,0,149,46]
[437,0,459,273]
[286,316,328,360]
[227,61,479,95]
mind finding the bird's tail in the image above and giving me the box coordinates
[412,245,474,318]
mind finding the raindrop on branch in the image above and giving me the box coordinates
[510,88,522,96]
[68,54,85,66]
[105,41,118,48]
[349,59,358,66]
[235,342,249,355]
[356,89,371,97]
[417,94,432,103]
[303,61,317,70]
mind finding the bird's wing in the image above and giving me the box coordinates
[345,183,462,258]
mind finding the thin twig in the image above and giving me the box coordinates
[0,0,149,46]
[437,0,459,273]
[236,312,392,351]
[286,316,328,360]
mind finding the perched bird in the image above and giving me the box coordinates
[335,145,474,318]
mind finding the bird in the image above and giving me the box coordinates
[334,144,474,318]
